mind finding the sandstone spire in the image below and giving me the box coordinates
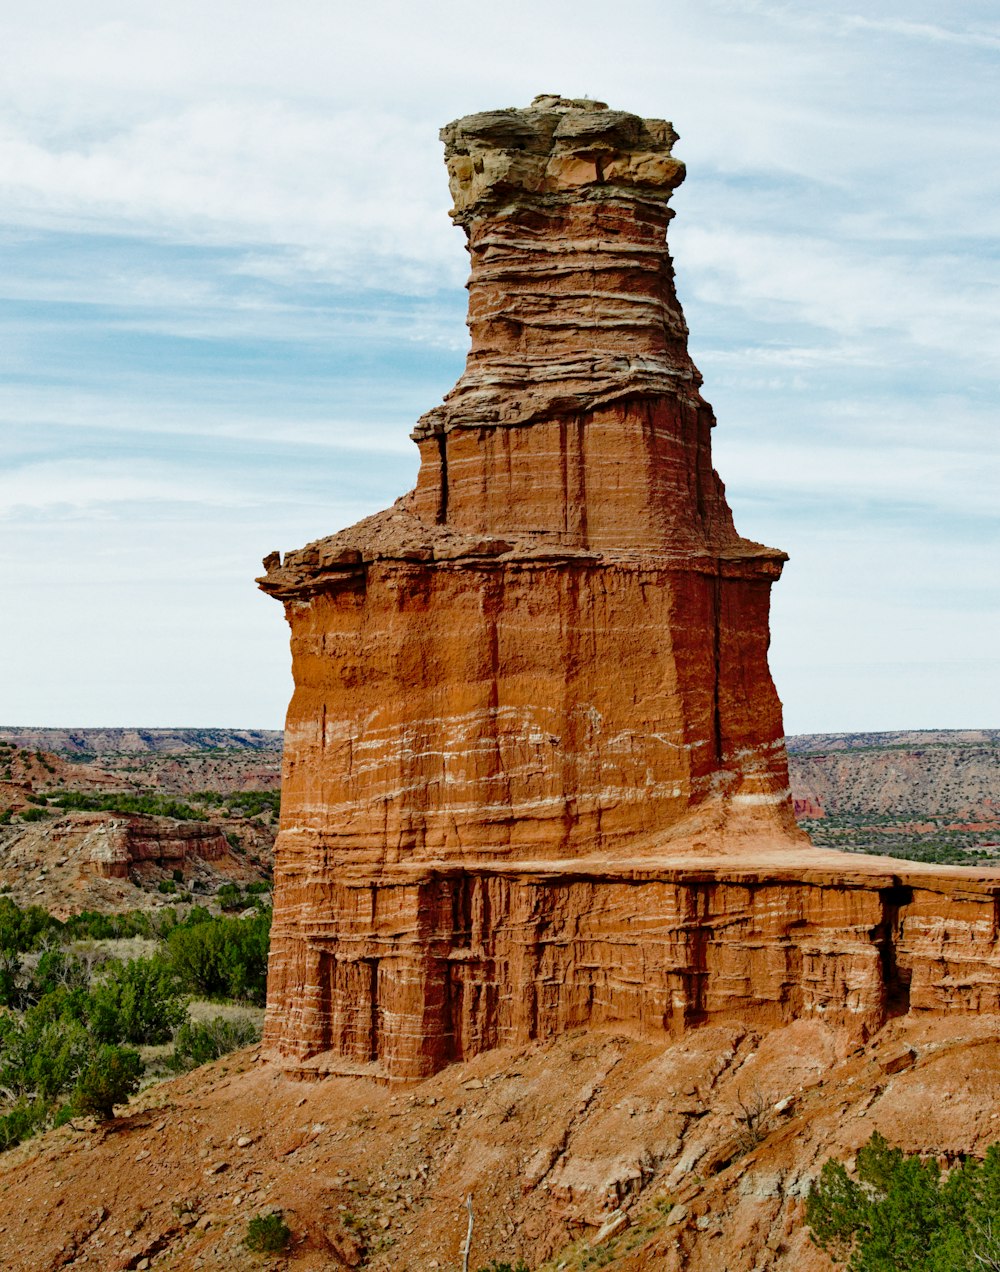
[257,96,812,1077]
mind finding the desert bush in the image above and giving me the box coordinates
[49,791,207,820]
[62,908,154,941]
[89,956,186,1045]
[72,1044,142,1120]
[216,882,245,911]
[807,1132,1000,1271]
[0,1011,92,1102]
[0,897,60,951]
[169,1015,261,1071]
[733,1086,772,1154]
[0,948,22,1008]
[30,949,90,999]
[244,1211,291,1253]
[0,1098,52,1151]
[225,790,280,819]
[167,910,270,1004]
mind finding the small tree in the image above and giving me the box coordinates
[805,1132,1000,1272]
[90,956,186,1045]
[72,1045,142,1121]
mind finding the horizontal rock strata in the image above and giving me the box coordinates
[268,858,1000,1080]
[260,96,1000,1079]
[76,813,229,878]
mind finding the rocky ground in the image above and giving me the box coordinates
[0,1013,998,1271]
[0,726,996,1269]
[0,738,277,916]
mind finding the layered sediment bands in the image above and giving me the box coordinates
[81,814,229,878]
[259,95,1000,1078]
[273,551,791,869]
[267,864,1000,1080]
[408,399,743,550]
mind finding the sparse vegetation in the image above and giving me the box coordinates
[733,1085,772,1154]
[245,1211,291,1253]
[169,1015,261,1071]
[800,812,1000,868]
[72,1044,142,1121]
[47,791,209,820]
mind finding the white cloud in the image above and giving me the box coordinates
[841,15,1000,49]
[677,224,1000,366]
[0,0,995,729]
[0,459,260,517]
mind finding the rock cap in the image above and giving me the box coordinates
[441,94,684,224]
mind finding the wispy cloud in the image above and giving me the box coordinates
[842,15,1000,50]
[0,0,995,729]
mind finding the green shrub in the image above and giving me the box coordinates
[72,1045,142,1121]
[0,897,61,951]
[216,882,244,911]
[62,908,154,941]
[245,1211,291,1253]
[167,910,270,1004]
[0,810,11,826]
[807,1132,1000,1271]
[225,791,280,819]
[170,1015,262,1071]
[31,949,89,998]
[19,807,48,822]
[48,791,207,820]
[0,1098,52,1151]
[158,879,177,894]
[89,957,186,1045]
[0,1009,92,1102]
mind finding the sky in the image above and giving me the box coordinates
[1,0,997,733]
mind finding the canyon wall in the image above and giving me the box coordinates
[260,96,1000,1079]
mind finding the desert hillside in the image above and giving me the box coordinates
[788,729,999,865]
[0,1012,997,1271]
[0,735,277,916]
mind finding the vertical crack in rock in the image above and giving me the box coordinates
[258,94,1000,1080]
[877,885,914,1019]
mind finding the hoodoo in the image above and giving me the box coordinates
[260,97,1000,1080]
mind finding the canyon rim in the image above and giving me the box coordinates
[258,96,1000,1082]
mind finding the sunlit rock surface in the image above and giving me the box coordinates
[259,97,1000,1079]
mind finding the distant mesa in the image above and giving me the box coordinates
[257,97,1000,1080]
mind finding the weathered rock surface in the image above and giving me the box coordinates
[4,1015,1000,1271]
[75,813,229,878]
[258,96,1000,1079]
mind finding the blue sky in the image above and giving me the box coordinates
[1,0,997,731]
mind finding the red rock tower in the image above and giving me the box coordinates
[258,96,815,1078]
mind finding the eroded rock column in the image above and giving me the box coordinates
[259,96,813,1078]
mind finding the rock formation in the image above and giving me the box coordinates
[259,96,1000,1080]
[77,813,229,879]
